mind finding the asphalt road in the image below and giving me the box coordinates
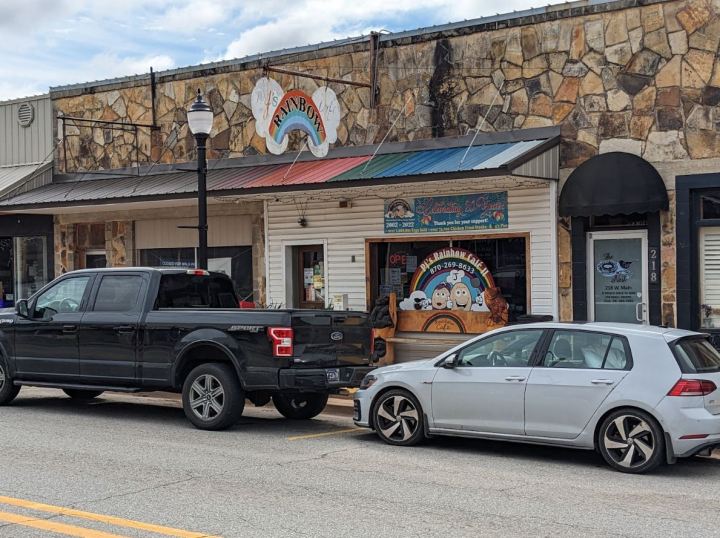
[0,388,718,538]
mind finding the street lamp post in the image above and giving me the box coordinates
[187,89,213,270]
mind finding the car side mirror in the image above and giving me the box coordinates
[441,354,458,369]
[16,299,29,318]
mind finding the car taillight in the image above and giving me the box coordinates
[668,379,717,397]
[370,329,375,354]
[268,327,293,358]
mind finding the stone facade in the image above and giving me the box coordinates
[48,0,720,324]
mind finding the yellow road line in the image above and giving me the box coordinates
[0,496,219,538]
[0,509,127,538]
[287,427,364,441]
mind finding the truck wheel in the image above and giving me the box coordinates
[63,389,104,400]
[0,359,20,406]
[182,363,244,431]
[273,393,329,420]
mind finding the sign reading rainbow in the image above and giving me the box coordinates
[268,90,326,147]
[409,247,495,294]
[251,77,340,157]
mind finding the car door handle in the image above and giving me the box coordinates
[113,326,135,334]
[62,325,77,334]
[505,376,526,382]
[591,379,615,385]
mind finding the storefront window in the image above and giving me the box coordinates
[370,236,527,321]
[138,246,254,302]
[14,236,48,301]
[0,238,13,306]
[701,193,720,220]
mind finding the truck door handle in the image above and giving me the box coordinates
[113,326,135,334]
[591,379,615,385]
[62,325,77,334]
[505,376,526,382]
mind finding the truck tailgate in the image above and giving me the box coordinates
[291,311,371,367]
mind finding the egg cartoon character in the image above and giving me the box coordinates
[431,284,451,310]
[450,282,473,311]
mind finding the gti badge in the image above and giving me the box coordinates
[330,331,344,342]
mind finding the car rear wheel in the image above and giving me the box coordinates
[598,409,665,474]
[0,359,20,405]
[182,363,245,430]
[372,389,424,446]
[63,389,104,400]
[273,393,328,420]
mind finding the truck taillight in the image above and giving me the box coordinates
[668,379,717,396]
[187,269,210,276]
[268,327,294,358]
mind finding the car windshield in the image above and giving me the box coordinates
[672,337,720,373]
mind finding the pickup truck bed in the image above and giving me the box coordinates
[0,268,375,430]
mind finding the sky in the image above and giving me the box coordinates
[0,0,546,101]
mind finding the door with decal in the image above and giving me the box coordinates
[587,231,648,324]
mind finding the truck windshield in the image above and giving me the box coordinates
[156,274,238,309]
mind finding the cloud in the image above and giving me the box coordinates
[87,53,176,78]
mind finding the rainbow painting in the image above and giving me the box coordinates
[409,247,495,294]
[268,90,326,147]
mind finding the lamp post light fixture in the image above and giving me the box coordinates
[187,89,214,270]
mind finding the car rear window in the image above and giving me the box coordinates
[672,337,720,374]
[156,274,238,309]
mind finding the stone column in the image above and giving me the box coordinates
[105,221,134,267]
[558,217,573,321]
[251,213,266,305]
[661,192,676,327]
[54,222,77,275]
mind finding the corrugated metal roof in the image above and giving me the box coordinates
[0,162,51,197]
[0,137,556,209]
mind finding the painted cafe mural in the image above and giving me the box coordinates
[396,247,509,334]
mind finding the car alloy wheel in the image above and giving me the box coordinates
[376,394,420,442]
[188,374,225,421]
[602,415,657,470]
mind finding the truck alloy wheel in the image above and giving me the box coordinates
[0,361,20,406]
[182,363,244,430]
[372,389,424,446]
[272,393,328,420]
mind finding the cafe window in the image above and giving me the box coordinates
[369,235,528,321]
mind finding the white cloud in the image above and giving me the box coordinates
[87,53,176,78]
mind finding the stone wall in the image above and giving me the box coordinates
[53,0,720,174]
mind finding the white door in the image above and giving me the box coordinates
[431,329,544,435]
[587,230,648,324]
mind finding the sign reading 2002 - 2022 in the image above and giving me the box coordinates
[384,192,508,234]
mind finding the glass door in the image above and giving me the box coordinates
[587,230,648,324]
[296,245,325,309]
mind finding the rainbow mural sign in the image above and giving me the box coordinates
[398,247,509,332]
[251,78,340,157]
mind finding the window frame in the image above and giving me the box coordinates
[534,328,634,371]
[445,328,547,368]
[31,274,95,319]
[90,273,147,313]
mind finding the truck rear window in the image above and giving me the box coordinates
[672,337,720,374]
[156,274,238,309]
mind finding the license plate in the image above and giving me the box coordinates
[326,368,340,383]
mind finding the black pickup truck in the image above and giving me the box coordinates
[0,268,374,430]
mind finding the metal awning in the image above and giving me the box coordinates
[0,161,52,198]
[0,132,559,211]
[559,152,668,217]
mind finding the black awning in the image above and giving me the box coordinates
[559,152,669,217]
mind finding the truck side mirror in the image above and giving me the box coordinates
[16,299,29,318]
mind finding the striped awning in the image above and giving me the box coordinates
[0,136,557,210]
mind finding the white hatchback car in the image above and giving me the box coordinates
[354,323,720,473]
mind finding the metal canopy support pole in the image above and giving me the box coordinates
[195,133,209,270]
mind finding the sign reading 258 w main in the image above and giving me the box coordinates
[251,77,340,157]
[384,192,508,234]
